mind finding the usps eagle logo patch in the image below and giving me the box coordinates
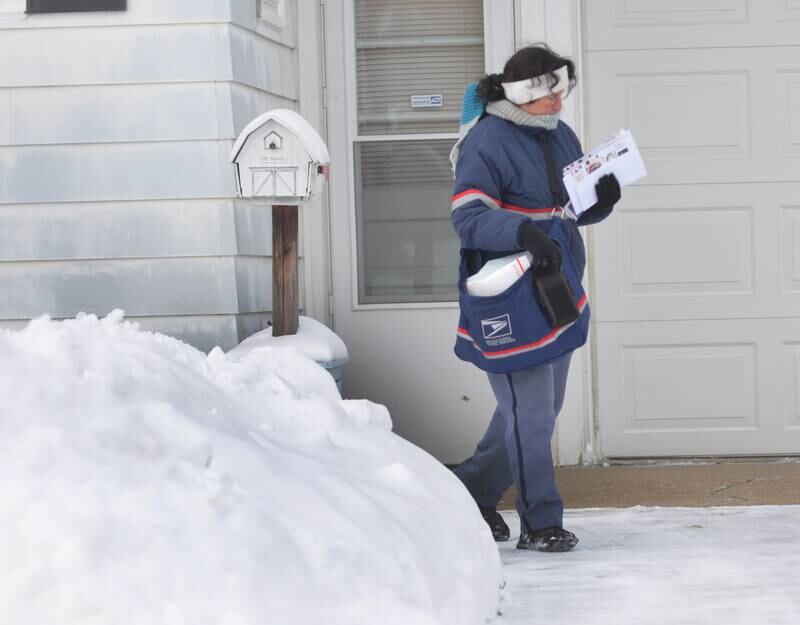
[481,314,512,340]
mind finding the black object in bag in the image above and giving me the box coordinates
[533,269,580,328]
[532,132,580,328]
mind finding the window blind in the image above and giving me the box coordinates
[356,0,482,38]
[359,140,453,186]
[355,0,485,135]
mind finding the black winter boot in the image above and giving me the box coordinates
[479,506,510,542]
[517,526,578,552]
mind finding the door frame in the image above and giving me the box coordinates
[323,0,597,464]
[514,0,598,464]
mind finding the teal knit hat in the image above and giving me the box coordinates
[449,82,485,174]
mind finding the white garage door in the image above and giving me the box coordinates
[585,0,800,457]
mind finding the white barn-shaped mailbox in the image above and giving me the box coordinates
[230,109,330,337]
[230,109,330,201]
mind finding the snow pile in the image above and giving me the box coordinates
[230,315,349,365]
[0,311,500,625]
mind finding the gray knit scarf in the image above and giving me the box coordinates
[450,99,561,173]
[486,98,560,130]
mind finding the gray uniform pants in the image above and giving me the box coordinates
[454,354,572,533]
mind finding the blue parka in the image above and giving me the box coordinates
[451,115,586,275]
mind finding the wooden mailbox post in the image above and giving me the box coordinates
[271,204,299,336]
[230,110,330,337]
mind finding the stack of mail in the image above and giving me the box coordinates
[562,129,647,215]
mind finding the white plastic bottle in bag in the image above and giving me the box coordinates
[465,252,533,297]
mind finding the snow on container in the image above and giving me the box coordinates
[228,316,350,394]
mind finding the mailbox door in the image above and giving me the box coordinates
[251,167,298,197]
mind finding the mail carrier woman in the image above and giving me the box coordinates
[451,44,620,552]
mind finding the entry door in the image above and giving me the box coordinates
[584,1,800,457]
[324,0,514,463]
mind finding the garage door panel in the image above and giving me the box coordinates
[783,0,800,17]
[778,71,800,157]
[597,320,798,457]
[781,206,800,293]
[586,48,800,185]
[593,183,800,322]
[622,207,753,296]
[621,343,757,431]
[606,0,748,27]
[587,0,800,50]
[785,342,800,429]
[616,71,749,161]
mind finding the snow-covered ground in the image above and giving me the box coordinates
[497,506,800,625]
[11,312,796,625]
[0,312,501,625]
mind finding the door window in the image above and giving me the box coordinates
[353,0,485,303]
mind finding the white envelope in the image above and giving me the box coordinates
[562,129,647,215]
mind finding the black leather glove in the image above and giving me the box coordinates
[517,222,561,274]
[577,173,621,226]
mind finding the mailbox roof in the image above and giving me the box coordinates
[230,109,330,164]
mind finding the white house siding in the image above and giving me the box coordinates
[0,0,319,352]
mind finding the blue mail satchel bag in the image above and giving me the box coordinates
[454,216,590,374]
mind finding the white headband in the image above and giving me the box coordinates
[501,65,570,105]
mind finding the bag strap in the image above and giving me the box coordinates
[536,132,566,208]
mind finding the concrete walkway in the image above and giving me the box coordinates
[495,505,800,625]
[498,460,800,509]
[494,461,800,624]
